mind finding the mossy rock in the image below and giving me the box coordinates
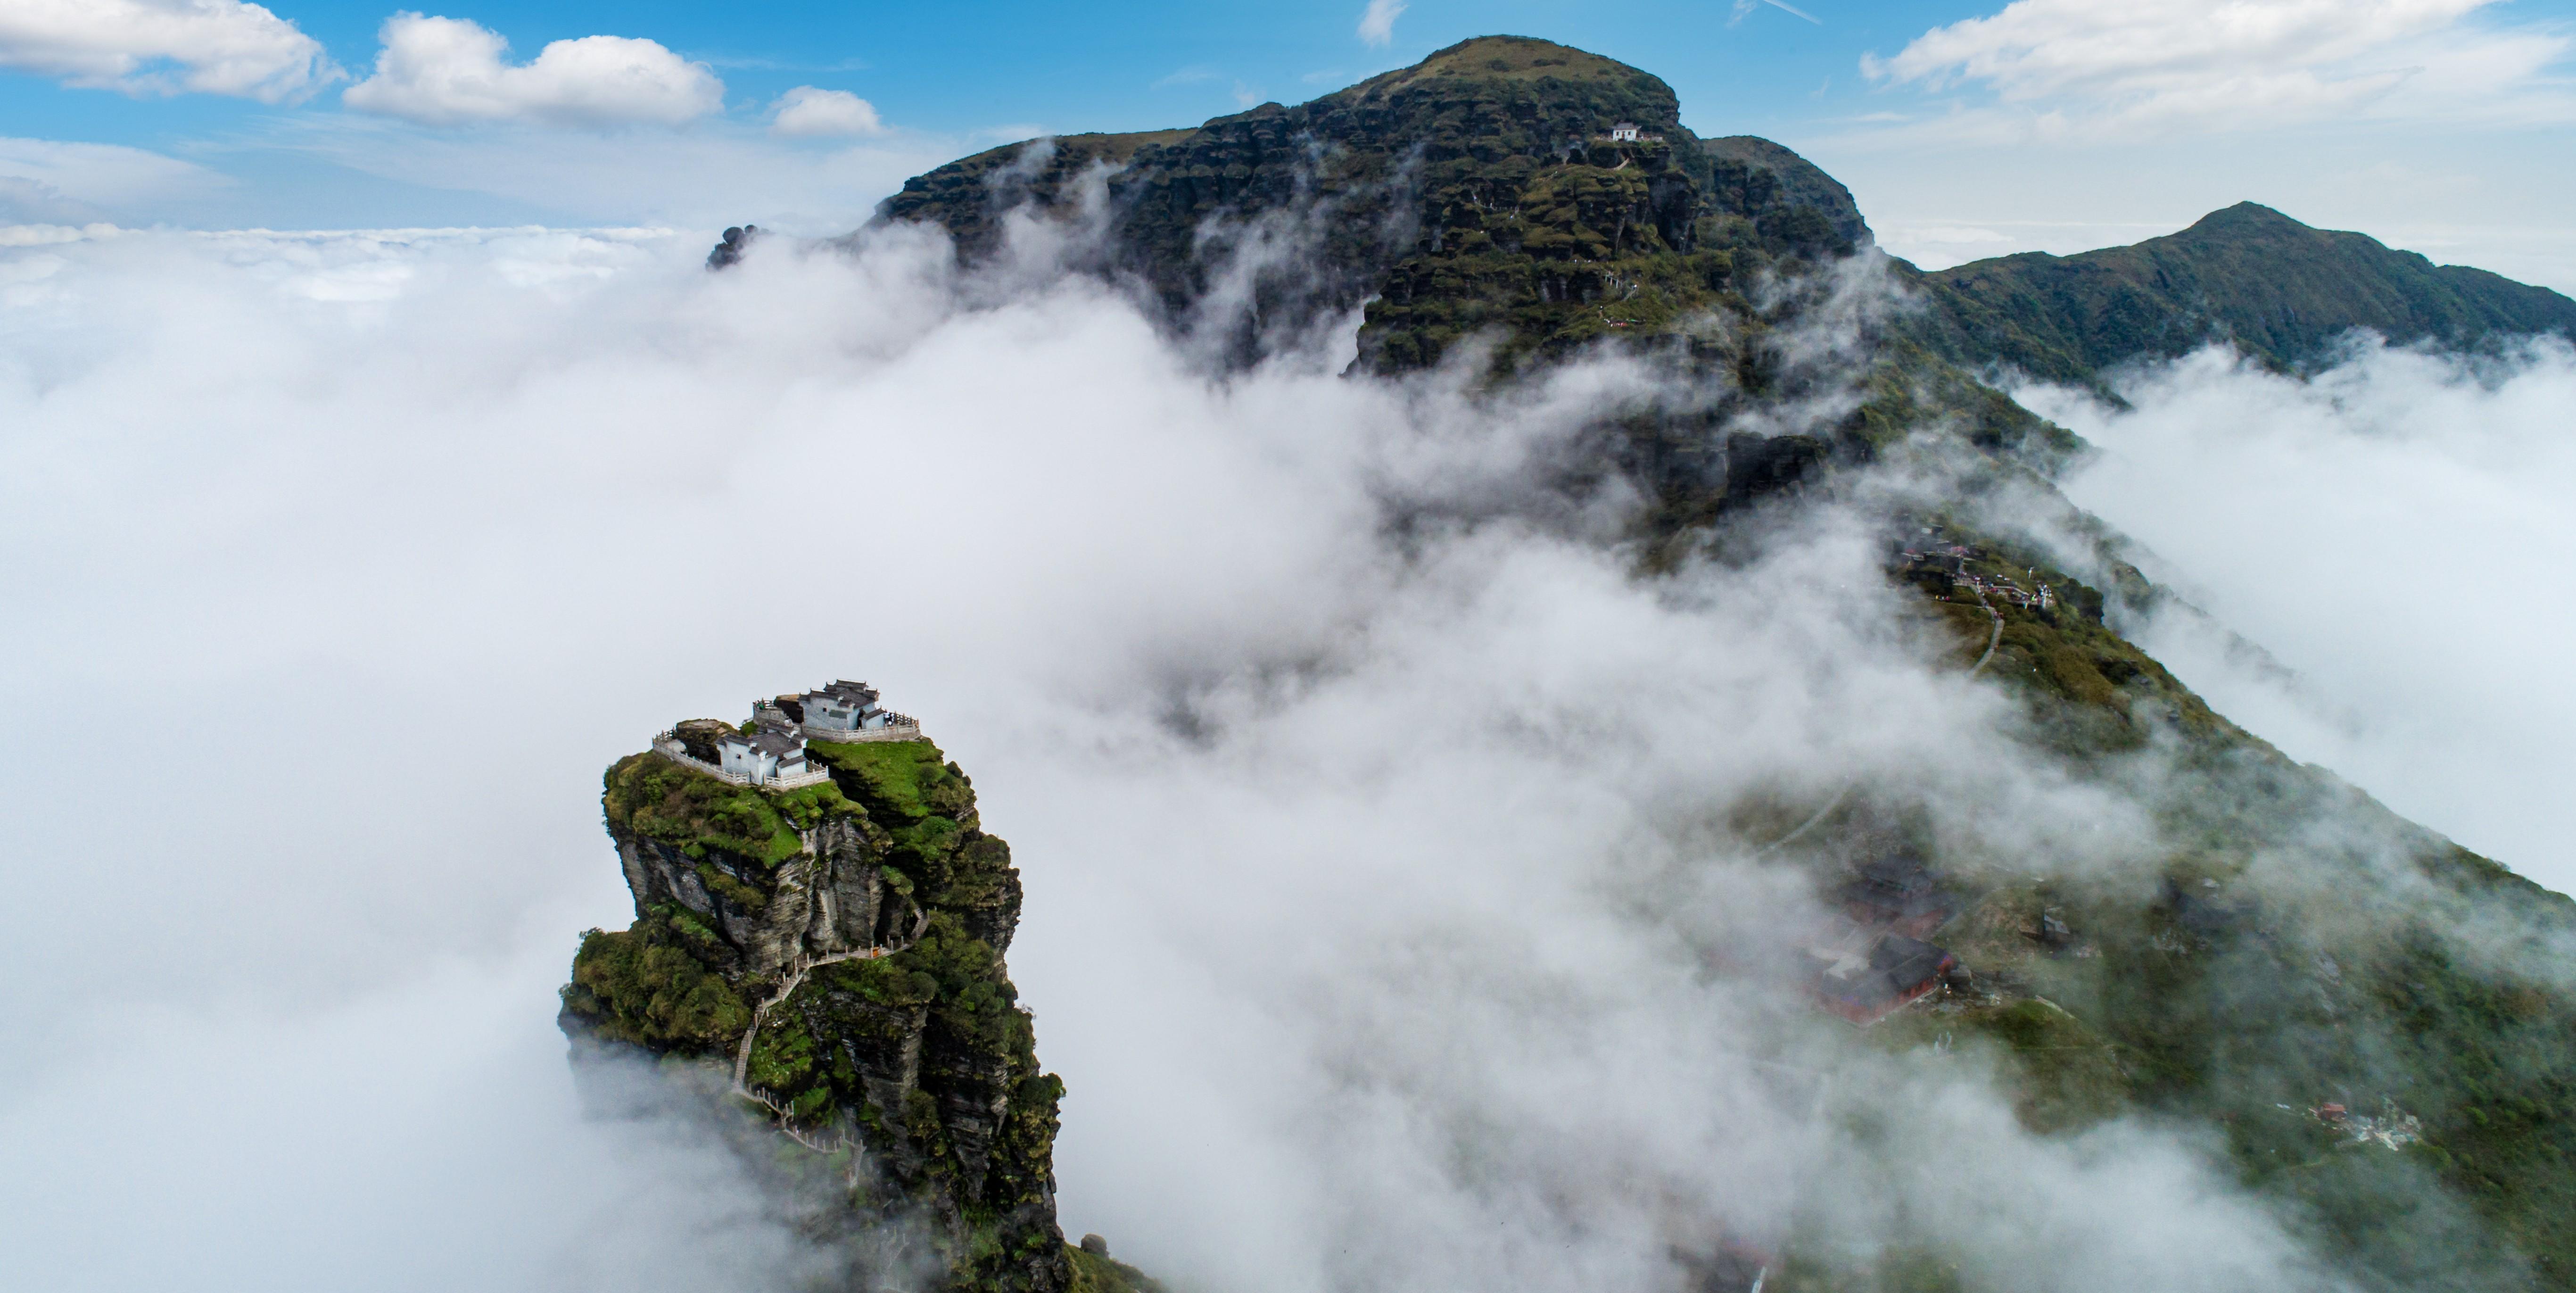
[1065,1244,1166,1293]
[561,911,751,1051]
[604,751,847,866]
[809,738,975,821]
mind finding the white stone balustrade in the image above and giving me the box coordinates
[651,734,834,790]
[800,719,924,745]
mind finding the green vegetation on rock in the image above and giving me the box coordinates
[562,908,752,1050]
[1065,1244,1167,1293]
[604,750,847,865]
[808,738,977,822]
[564,738,1063,1293]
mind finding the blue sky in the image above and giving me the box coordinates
[3,0,2574,282]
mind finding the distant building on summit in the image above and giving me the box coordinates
[653,718,832,790]
[716,726,814,788]
[802,680,889,733]
[792,679,921,742]
[651,677,923,790]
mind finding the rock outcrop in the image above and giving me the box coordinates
[707,224,763,269]
[561,733,1069,1293]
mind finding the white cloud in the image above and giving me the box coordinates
[0,222,2406,1293]
[2041,339,2576,884]
[252,113,943,230]
[1733,0,1823,26]
[0,136,228,223]
[342,12,723,128]
[0,174,98,224]
[1869,217,2194,270]
[0,0,335,101]
[1356,0,1405,48]
[1863,0,2576,139]
[767,85,883,138]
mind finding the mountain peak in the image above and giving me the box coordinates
[1379,34,1652,86]
[1332,35,1679,131]
[870,34,1867,373]
[1918,200,2576,379]
[2181,201,2307,237]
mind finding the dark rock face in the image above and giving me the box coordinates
[1702,134,1869,253]
[672,717,732,763]
[561,740,1068,1293]
[1723,432,1825,506]
[707,224,763,269]
[864,34,1947,556]
[871,35,1871,374]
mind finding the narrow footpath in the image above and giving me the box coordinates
[732,946,890,1099]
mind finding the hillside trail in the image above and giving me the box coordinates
[1758,587,2004,855]
[732,945,891,1097]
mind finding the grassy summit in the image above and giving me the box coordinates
[1366,33,1656,87]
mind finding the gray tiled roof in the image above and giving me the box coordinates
[810,679,880,708]
[722,729,806,758]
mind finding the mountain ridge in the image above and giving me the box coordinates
[1907,201,2576,381]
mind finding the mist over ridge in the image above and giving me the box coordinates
[4,30,2576,1293]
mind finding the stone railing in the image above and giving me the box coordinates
[801,718,924,745]
[651,734,833,790]
[765,765,835,790]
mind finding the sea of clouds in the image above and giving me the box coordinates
[0,218,2560,1292]
[2034,340,2576,888]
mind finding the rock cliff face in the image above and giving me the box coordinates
[874,34,1868,375]
[853,35,2073,548]
[561,733,1068,1293]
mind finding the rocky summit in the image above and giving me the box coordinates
[662,34,2576,1293]
[875,35,1869,375]
[559,693,1155,1293]
[865,34,2573,388]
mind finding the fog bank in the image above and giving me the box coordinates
[0,222,2424,1292]
[2041,340,2576,891]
